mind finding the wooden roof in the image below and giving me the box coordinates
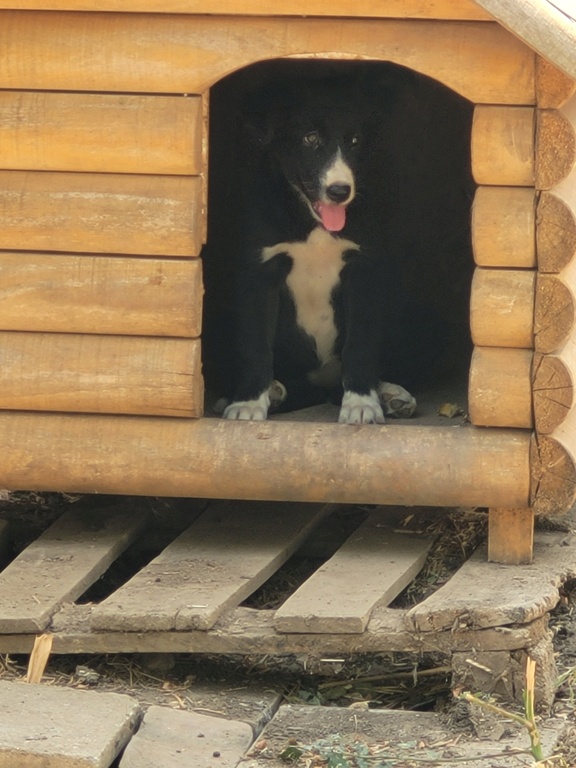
[474,0,576,79]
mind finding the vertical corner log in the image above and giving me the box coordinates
[536,110,576,190]
[532,352,573,435]
[537,192,576,273]
[471,106,534,186]
[488,508,534,564]
[469,347,533,428]
[531,431,576,516]
[536,58,576,109]
[470,268,535,348]
[472,187,536,268]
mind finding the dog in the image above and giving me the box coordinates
[204,63,473,423]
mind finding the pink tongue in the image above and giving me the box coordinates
[315,203,346,232]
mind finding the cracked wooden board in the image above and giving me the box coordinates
[0,504,151,633]
[274,510,434,633]
[90,502,333,632]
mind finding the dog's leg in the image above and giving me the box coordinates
[377,381,417,418]
[222,268,280,421]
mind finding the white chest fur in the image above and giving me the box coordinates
[262,227,359,365]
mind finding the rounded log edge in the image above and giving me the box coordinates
[537,192,576,273]
[0,412,531,509]
[532,353,573,435]
[536,110,576,191]
[534,274,574,354]
[531,433,576,515]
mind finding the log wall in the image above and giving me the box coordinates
[0,7,574,516]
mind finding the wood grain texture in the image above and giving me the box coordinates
[0,13,535,103]
[469,347,533,428]
[0,414,531,508]
[274,512,433,634]
[536,58,576,109]
[488,508,534,565]
[0,0,492,18]
[531,431,576,515]
[0,332,203,417]
[536,109,576,190]
[0,171,204,256]
[0,253,202,337]
[90,502,332,632]
[0,91,203,175]
[0,504,150,632]
[472,187,536,268]
[470,268,535,348]
[534,266,576,353]
[471,106,535,186]
[537,192,576,273]
[532,352,573,435]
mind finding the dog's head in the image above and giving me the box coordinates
[244,75,374,232]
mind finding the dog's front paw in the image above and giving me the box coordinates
[223,391,271,421]
[338,390,385,425]
[377,381,417,418]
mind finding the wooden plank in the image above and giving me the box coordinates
[0,13,535,104]
[0,171,203,257]
[274,511,433,634]
[0,332,203,417]
[0,504,151,632]
[90,502,333,631]
[0,0,493,19]
[468,347,533,428]
[475,0,576,80]
[407,531,576,632]
[0,253,202,337]
[471,106,535,187]
[0,92,202,175]
[488,508,534,564]
[472,187,536,268]
[0,414,532,508]
[470,268,535,348]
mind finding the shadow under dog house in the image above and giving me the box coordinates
[0,0,575,565]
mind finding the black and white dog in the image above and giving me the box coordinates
[206,64,470,423]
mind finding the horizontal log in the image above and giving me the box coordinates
[471,106,534,186]
[472,187,536,268]
[0,414,531,507]
[0,91,203,175]
[537,192,576,273]
[0,0,493,19]
[532,352,573,436]
[0,171,203,256]
[534,262,576,353]
[536,109,576,190]
[468,347,533,428]
[0,253,202,337]
[0,332,203,417]
[531,430,576,516]
[470,268,535,348]
[0,13,535,103]
[536,58,576,110]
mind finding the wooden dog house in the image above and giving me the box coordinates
[0,0,575,567]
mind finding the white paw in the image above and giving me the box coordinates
[338,390,385,424]
[377,381,417,418]
[223,391,270,421]
[268,380,287,412]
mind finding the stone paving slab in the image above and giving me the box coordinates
[0,680,141,768]
[240,704,572,768]
[120,706,253,768]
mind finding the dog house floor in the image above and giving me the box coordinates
[0,499,573,704]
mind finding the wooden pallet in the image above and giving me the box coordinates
[0,501,573,666]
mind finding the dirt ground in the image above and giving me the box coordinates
[0,491,575,766]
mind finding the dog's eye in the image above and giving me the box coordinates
[303,131,320,148]
[350,134,360,146]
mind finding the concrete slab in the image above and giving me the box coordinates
[241,704,572,768]
[120,706,253,768]
[0,680,141,768]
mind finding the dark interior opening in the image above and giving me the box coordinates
[201,59,475,425]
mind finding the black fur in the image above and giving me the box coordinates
[202,62,475,422]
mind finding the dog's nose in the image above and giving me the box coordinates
[326,183,352,203]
